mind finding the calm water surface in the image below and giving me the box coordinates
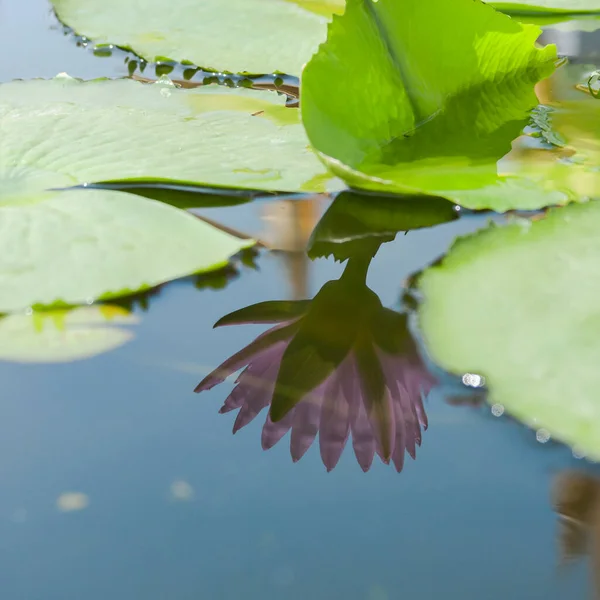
[0,1,599,598]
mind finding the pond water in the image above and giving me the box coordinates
[1,1,600,598]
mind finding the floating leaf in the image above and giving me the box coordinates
[51,0,344,76]
[418,201,600,460]
[0,76,340,194]
[301,0,562,211]
[0,188,253,313]
[0,306,138,363]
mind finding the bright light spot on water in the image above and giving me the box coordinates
[462,373,485,388]
[491,404,504,417]
[170,480,194,501]
[536,429,551,444]
[57,492,89,512]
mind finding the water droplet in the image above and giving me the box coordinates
[156,75,176,88]
[573,447,586,460]
[491,403,504,417]
[85,298,94,305]
[25,307,33,316]
[536,428,551,444]
[462,373,485,388]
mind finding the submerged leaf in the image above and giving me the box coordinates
[0,189,252,313]
[0,76,340,194]
[51,0,344,76]
[302,0,560,211]
[418,201,600,461]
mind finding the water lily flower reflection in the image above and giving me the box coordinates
[195,258,436,472]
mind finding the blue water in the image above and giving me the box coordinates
[0,1,598,598]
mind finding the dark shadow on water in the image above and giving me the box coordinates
[81,182,285,210]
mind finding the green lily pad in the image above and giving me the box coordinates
[51,0,345,76]
[489,1,600,16]
[0,188,253,313]
[0,75,340,194]
[301,0,564,211]
[0,305,138,363]
[418,201,600,460]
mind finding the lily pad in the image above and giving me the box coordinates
[0,188,253,313]
[489,1,600,16]
[301,0,563,211]
[0,305,138,363]
[51,0,345,76]
[0,75,340,194]
[418,201,600,460]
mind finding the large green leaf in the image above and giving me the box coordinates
[301,0,562,211]
[418,201,600,460]
[0,76,340,194]
[0,306,138,363]
[0,188,252,313]
[489,1,600,16]
[51,0,344,76]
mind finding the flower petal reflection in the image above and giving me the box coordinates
[196,258,437,472]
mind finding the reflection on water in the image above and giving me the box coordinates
[554,472,600,597]
[196,253,435,472]
[195,191,459,472]
[262,197,322,299]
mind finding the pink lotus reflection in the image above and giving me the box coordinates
[195,298,436,473]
